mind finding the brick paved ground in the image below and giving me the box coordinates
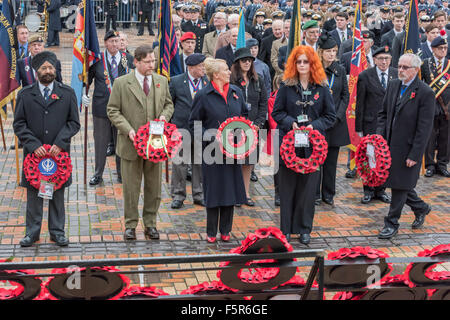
[0,30,448,295]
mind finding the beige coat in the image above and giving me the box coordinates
[202,30,220,58]
[214,30,252,56]
[270,36,288,83]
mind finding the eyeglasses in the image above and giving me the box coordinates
[375,56,391,61]
[240,58,253,63]
[435,46,449,51]
[397,65,414,70]
[296,59,310,65]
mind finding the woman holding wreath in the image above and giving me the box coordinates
[271,45,336,244]
[189,58,248,243]
[230,47,268,207]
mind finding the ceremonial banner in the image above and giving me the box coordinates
[287,0,301,56]
[403,0,421,55]
[0,0,19,119]
[236,3,246,49]
[70,0,101,111]
[157,0,182,79]
[346,0,368,168]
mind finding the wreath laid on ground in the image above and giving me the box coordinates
[355,134,391,187]
[23,144,72,190]
[215,116,258,159]
[280,127,328,174]
[134,120,182,163]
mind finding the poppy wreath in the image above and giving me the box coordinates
[133,120,182,163]
[180,280,238,295]
[216,116,258,159]
[217,227,295,288]
[355,134,391,187]
[23,144,72,191]
[280,126,328,174]
[0,258,26,300]
[121,286,170,299]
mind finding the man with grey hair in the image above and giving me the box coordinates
[202,12,227,58]
[376,53,436,239]
[214,13,251,54]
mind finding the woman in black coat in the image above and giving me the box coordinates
[189,57,248,243]
[272,45,336,244]
[315,32,350,206]
[230,47,268,206]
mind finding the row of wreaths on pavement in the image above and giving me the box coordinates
[0,227,449,300]
[24,117,391,190]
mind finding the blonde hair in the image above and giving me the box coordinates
[204,57,228,80]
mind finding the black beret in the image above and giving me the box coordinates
[431,36,448,48]
[362,30,375,39]
[318,31,338,49]
[246,38,259,49]
[185,53,206,66]
[104,30,120,41]
[373,45,391,56]
[31,51,57,70]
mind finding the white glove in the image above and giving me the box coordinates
[82,94,91,108]
[357,132,363,138]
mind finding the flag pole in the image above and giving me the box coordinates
[12,96,20,185]
[83,0,89,186]
[0,111,6,151]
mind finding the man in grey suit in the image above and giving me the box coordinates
[169,53,207,209]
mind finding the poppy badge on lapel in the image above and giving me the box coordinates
[410,92,415,99]
[51,94,59,100]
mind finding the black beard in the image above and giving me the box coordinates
[38,73,56,85]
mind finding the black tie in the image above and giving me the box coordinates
[381,72,386,89]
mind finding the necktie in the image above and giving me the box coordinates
[20,46,25,58]
[43,87,50,101]
[381,72,387,89]
[111,55,118,79]
[400,84,407,98]
[436,60,442,73]
[341,31,346,42]
[143,76,149,96]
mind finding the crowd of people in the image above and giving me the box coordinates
[9,0,449,247]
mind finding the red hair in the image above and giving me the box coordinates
[283,45,327,85]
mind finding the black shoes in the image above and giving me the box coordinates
[106,145,115,156]
[345,168,356,178]
[250,171,258,182]
[299,234,310,245]
[171,200,184,209]
[144,227,160,240]
[274,198,280,206]
[124,228,136,240]
[314,198,322,206]
[437,168,450,178]
[425,168,435,177]
[361,193,373,204]
[89,176,103,186]
[19,235,38,247]
[50,235,69,246]
[193,199,205,206]
[322,198,334,206]
[378,226,398,239]
[412,205,431,229]
[425,167,450,177]
[245,198,255,206]
[376,193,391,204]
[362,193,390,204]
[137,32,143,36]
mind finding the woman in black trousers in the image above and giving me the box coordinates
[272,45,336,244]
[315,32,350,206]
[230,47,268,206]
[189,57,247,243]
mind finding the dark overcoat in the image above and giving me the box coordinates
[13,81,81,188]
[189,82,248,208]
[377,76,435,190]
[47,0,62,31]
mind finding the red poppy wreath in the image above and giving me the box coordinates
[133,120,182,163]
[355,134,391,187]
[216,116,259,159]
[280,126,328,173]
[23,144,72,191]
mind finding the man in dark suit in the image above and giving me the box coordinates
[329,12,353,55]
[13,51,80,247]
[355,46,397,204]
[181,4,209,53]
[340,30,376,75]
[379,5,393,34]
[179,32,197,72]
[104,0,119,32]
[377,53,435,239]
[16,25,29,59]
[215,27,238,68]
[137,0,155,36]
[420,24,440,60]
[86,30,135,186]
[421,36,450,178]
[45,0,62,47]
[380,13,405,49]
[169,53,207,209]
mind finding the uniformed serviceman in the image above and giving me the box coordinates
[104,0,119,32]
[181,4,210,53]
[137,0,155,36]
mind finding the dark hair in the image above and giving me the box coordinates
[134,45,154,61]
[425,23,439,33]
[433,10,446,20]
[393,13,405,21]
[336,12,348,20]
[230,59,258,84]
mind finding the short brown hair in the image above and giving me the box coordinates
[425,23,439,33]
[16,24,28,32]
[134,45,154,61]
[336,12,348,20]
[393,13,405,21]
[433,10,446,20]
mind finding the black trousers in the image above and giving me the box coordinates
[274,171,280,201]
[425,114,449,170]
[47,30,59,45]
[316,146,339,200]
[93,116,121,179]
[106,13,117,32]
[206,206,234,237]
[26,187,66,239]
[384,188,429,229]
[279,165,320,235]
[139,10,153,34]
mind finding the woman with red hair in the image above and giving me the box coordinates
[271,45,336,244]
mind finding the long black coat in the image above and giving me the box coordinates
[88,51,135,118]
[189,83,248,208]
[355,66,398,135]
[215,44,235,69]
[47,0,61,31]
[377,76,435,190]
[13,81,81,188]
[324,61,350,147]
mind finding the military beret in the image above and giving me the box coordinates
[28,34,44,44]
[246,38,259,48]
[186,53,206,66]
[180,32,197,42]
[373,45,391,56]
[31,51,57,70]
[263,18,273,25]
[431,35,448,48]
[104,30,120,41]
[255,11,266,17]
[362,30,375,39]
[302,19,319,30]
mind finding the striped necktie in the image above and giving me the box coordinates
[111,55,118,79]
[436,60,443,73]
[43,87,50,101]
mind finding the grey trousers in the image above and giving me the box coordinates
[93,116,121,179]
[26,187,65,239]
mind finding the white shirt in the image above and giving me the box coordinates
[182,53,190,71]
[135,69,152,91]
[338,28,347,42]
[38,81,54,99]
[106,50,121,69]
[376,66,389,86]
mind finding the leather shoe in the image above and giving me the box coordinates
[412,205,431,229]
[89,176,103,186]
[322,197,334,206]
[106,145,115,156]
[137,32,143,36]
[299,234,310,245]
[144,227,160,240]
[378,226,398,239]
[171,199,184,209]
[275,198,280,206]
[124,228,136,240]
[117,176,122,184]
[245,198,255,206]
[20,235,37,247]
[437,168,450,178]
[51,235,69,246]
[345,168,356,178]
[361,194,373,204]
[376,193,391,204]
[193,199,205,206]
[424,168,435,177]
[235,203,242,207]
[250,171,258,182]
[207,236,216,243]
[314,198,322,205]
